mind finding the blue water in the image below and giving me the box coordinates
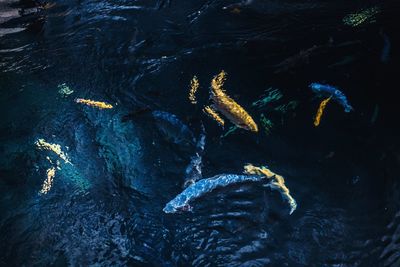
[1,0,400,266]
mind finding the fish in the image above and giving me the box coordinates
[222,0,254,12]
[244,164,297,214]
[183,125,206,188]
[314,97,331,126]
[58,83,74,97]
[35,139,72,165]
[260,113,273,134]
[343,6,380,27]
[252,88,283,109]
[75,98,113,109]
[163,173,265,213]
[380,30,391,63]
[220,125,238,139]
[203,105,225,127]
[39,167,56,195]
[188,75,199,104]
[122,107,152,122]
[370,104,379,125]
[274,45,319,73]
[210,70,258,132]
[152,111,196,146]
[164,164,297,214]
[309,83,353,112]
[328,55,357,68]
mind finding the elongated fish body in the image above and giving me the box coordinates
[163,174,263,213]
[380,30,391,63]
[152,111,196,146]
[211,92,258,131]
[274,45,318,73]
[210,71,258,132]
[309,83,353,112]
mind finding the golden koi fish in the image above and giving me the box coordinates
[203,105,225,127]
[244,163,297,214]
[210,70,258,132]
[75,98,113,109]
[314,97,331,127]
[189,75,199,104]
[35,139,72,165]
[39,167,56,195]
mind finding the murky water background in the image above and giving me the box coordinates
[1,0,400,266]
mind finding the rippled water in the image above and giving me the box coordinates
[1,0,399,266]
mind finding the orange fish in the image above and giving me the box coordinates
[210,71,258,132]
[314,97,331,127]
[75,98,113,109]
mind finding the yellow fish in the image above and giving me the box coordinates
[188,76,199,104]
[210,70,258,132]
[75,98,113,109]
[314,97,331,127]
[39,167,56,195]
[35,139,72,165]
[203,105,225,127]
[244,164,297,214]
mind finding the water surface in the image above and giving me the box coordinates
[1,0,400,266]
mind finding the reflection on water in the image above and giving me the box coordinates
[1,0,400,265]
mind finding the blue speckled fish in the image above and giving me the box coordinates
[309,83,353,112]
[163,174,264,213]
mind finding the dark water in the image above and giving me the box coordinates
[1,0,400,266]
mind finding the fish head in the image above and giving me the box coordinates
[238,121,258,132]
[309,83,322,93]
[163,203,177,213]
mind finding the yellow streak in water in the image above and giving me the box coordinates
[39,167,56,195]
[314,97,331,127]
[244,164,297,214]
[75,98,113,109]
[35,139,72,165]
[188,76,199,104]
[210,70,258,132]
[203,105,225,127]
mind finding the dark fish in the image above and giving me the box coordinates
[328,55,356,68]
[380,30,391,63]
[152,111,196,146]
[274,45,319,73]
[122,107,151,122]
